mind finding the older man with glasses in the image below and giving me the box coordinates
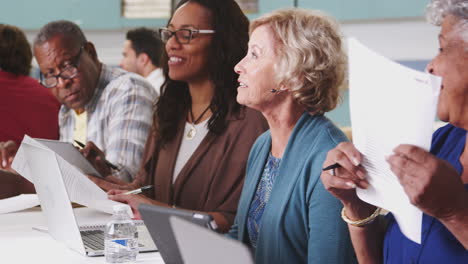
[0,20,156,198]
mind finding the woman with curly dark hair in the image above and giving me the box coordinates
[91,0,267,232]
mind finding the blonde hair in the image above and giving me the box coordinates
[250,8,347,115]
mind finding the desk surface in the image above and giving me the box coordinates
[0,207,165,264]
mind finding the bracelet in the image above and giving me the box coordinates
[341,207,381,227]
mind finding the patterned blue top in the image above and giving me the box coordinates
[247,152,281,249]
[383,124,468,263]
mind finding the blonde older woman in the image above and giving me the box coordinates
[227,8,356,264]
[321,0,468,263]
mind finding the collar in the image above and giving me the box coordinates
[146,68,163,80]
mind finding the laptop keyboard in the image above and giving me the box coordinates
[80,230,149,251]
[81,230,105,251]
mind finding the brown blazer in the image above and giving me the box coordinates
[134,107,268,228]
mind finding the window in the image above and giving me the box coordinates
[122,0,172,18]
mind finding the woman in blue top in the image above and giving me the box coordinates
[227,8,356,264]
[321,0,468,263]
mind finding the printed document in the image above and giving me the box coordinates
[11,136,126,215]
[348,38,441,243]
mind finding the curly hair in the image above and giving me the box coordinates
[126,27,164,67]
[0,24,33,76]
[155,0,249,145]
[426,0,468,25]
[250,9,347,115]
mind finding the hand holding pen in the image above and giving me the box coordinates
[123,185,154,195]
[74,140,120,171]
[320,142,370,198]
[320,142,378,222]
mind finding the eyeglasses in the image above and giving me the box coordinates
[40,46,84,88]
[159,28,215,44]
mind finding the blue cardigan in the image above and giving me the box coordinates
[228,113,356,264]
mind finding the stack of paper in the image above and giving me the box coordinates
[11,136,125,215]
[348,38,441,243]
[0,194,40,214]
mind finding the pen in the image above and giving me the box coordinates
[322,163,341,176]
[123,185,154,195]
[74,140,120,171]
[322,163,341,171]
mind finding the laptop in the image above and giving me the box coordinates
[171,217,254,264]
[21,144,157,256]
[139,204,216,264]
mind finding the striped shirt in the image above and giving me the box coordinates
[59,64,156,182]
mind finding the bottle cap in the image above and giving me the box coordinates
[113,204,131,214]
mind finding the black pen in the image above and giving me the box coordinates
[322,163,341,176]
[123,185,154,195]
[322,163,341,171]
[74,140,120,171]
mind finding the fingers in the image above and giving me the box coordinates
[324,172,358,189]
[336,142,363,166]
[87,175,120,191]
[0,141,17,169]
[392,144,430,164]
[107,189,128,195]
[81,141,98,158]
[108,193,131,204]
[104,174,130,186]
[386,152,426,180]
[325,142,367,181]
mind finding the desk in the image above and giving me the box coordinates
[0,207,165,264]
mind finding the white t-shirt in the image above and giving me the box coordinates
[146,68,164,96]
[173,119,209,183]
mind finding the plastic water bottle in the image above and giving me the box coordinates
[104,204,139,263]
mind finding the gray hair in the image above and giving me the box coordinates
[426,0,468,25]
[33,20,87,48]
[426,0,468,45]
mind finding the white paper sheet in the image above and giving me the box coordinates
[0,194,40,214]
[11,136,131,217]
[348,38,441,243]
[34,139,102,177]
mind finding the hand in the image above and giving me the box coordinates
[80,141,112,177]
[87,174,135,192]
[0,141,18,170]
[387,144,468,220]
[108,189,168,219]
[321,142,376,219]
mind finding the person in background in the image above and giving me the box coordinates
[89,0,268,233]
[120,27,164,95]
[0,24,60,168]
[321,0,468,263]
[0,20,156,199]
[227,8,356,264]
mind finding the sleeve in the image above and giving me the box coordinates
[226,215,240,240]
[307,127,356,263]
[307,179,356,264]
[207,111,268,229]
[105,77,156,182]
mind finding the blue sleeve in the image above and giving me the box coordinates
[307,179,357,264]
[226,217,239,240]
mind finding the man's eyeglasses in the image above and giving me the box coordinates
[40,46,84,88]
[159,28,215,44]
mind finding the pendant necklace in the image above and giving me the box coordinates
[186,105,211,140]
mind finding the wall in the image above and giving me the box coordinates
[9,0,440,127]
[3,0,429,29]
